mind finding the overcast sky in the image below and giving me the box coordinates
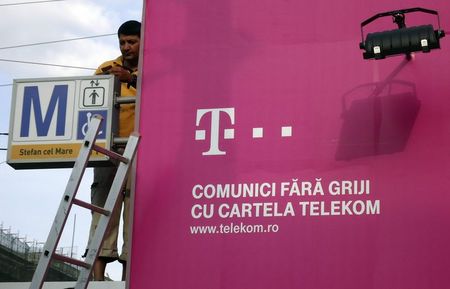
[0,0,143,281]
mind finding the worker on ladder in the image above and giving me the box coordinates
[86,20,141,281]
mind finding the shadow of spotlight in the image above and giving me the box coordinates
[335,80,420,160]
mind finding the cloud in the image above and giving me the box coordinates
[0,0,123,79]
[0,0,143,77]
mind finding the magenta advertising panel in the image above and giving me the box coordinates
[131,0,450,288]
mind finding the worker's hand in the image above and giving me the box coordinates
[108,66,133,83]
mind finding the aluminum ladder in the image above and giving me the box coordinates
[29,115,140,289]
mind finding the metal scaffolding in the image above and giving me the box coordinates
[0,223,80,282]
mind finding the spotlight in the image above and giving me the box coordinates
[360,7,445,60]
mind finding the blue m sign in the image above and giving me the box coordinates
[20,85,68,137]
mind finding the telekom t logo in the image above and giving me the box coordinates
[195,107,293,156]
[195,108,235,156]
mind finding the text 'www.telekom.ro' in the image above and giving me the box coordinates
[190,222,280,235]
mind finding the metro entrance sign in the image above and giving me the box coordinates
[7,75,119,169]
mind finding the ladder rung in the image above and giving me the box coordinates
[113,137,128,146]
[72,198,110,216]
[53,253,91,269]
[92,144,129,164]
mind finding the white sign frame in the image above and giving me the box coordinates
[7,75,119,169]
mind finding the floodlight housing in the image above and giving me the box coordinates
[360,7,445,60]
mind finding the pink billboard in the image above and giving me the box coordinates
[131,0,450,288]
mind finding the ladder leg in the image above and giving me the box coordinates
[29,117,103,289]
[75,133,140,289]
